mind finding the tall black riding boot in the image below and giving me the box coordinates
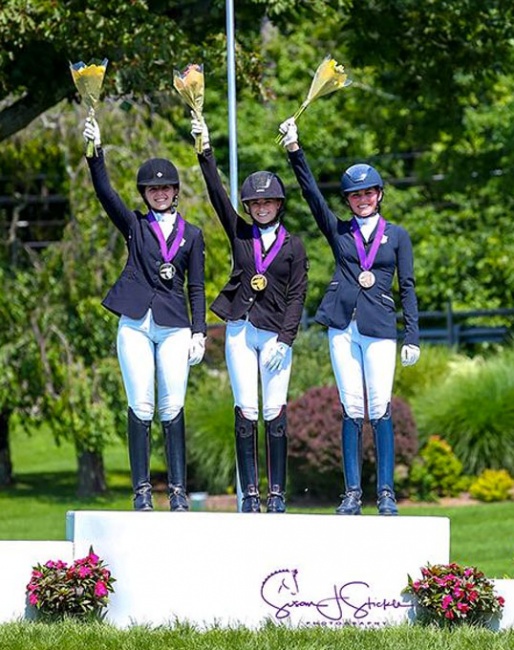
[162,409,189,512]
[265,407,287,513]
[127,407,153,511]
[235,407,260,513]
[335,409,363,515]
[371,403,398,516]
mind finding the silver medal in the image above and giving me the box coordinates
[159,262,176,280]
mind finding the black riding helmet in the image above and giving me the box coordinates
[137,158,180,201]
[240,171,286,220]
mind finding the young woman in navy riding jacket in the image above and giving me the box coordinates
[278,117,420,516]
[83,117,206,512]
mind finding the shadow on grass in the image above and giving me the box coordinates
[3,471,131,505]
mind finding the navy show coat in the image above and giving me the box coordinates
[87,151,206,335]
[198,148,308,347]
[288,148,419,346]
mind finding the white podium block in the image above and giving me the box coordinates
[67,511,450,629]
[0,541,73,623]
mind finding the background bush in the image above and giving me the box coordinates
[405,436,471,502]
[287,385,418,500]
[413,348,514,475]
[469,469,514,503]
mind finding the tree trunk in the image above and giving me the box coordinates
[0,410,13,487]
[77,450,107,497]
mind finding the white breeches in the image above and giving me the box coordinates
[117,309,191,422]
[328,321,396,420]
[225,319,292,422]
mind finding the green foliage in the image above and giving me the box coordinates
[407,436,470,502]
[414,349,514,475]
[469,469,514,503]
[185,370,235,494]
[403,562,505,628]
[394,345,466,403]
[287,327,335,400]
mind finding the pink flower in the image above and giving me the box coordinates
[441,595,453,610]
[445,609,455,620]
[28,594,39,606]
[468,590,479,602]
[88,552,100,565]
[94,581,108,598]
[77,566,92,578]
[457,602,470,613]
[498,596,505,606]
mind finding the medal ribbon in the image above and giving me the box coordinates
[147,212,185,263]
[350,216,386,271]
[252,223,287,275]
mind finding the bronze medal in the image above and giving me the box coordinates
[250,274,268,291]
[159,262,176,281]
[358,270,375,289]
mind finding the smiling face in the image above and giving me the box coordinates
[346,187,382,218]
[144,184,178,212]
[247,198,283,225]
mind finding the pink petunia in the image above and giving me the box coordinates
[457,602,470,613]
[28,594,39,606]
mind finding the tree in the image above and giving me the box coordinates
[0,0,348,141]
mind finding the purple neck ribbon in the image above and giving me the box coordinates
[147,212,185,263]
[252,223,287,275]
[350,216,386,271]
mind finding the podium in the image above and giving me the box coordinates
[67,510,450,628]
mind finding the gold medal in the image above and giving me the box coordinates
[358,270,375,288]
[159,262,176,281]
[250,274,268,291]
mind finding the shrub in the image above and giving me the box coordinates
[469,468,514,502]
[407,436,470,501]
[185,370,236,494]
[26,547,115,621]
[403,562,505,628]
[287,385,418,499]
[413,349,514,475]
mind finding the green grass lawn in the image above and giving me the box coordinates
[1,620,514,650]
[1,423,513,578]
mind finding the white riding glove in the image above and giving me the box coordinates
[83,117,101,148]
[188,333,206,366]
[401,344,420,367]
[278,117,298,147]
[190,113,210,150]
[263,342,290,373]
